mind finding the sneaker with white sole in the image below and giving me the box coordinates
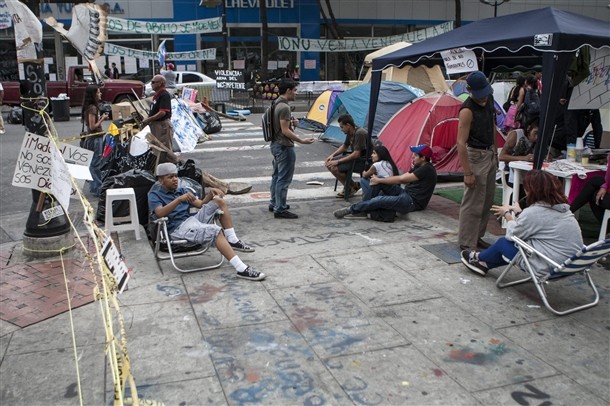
[229,240,255,252]
[236,266,266,281]
[333,207,351,219]
[460,250,489,276]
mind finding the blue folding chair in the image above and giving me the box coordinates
[496,237,608,315]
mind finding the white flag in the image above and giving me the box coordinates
[5,0,43,62]
[45,4,108,78]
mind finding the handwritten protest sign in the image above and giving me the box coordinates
[441,48,477,74]
[12,132,93,200]
[101,236,130,294]
[214,70,245,90]
[50,144,73,209]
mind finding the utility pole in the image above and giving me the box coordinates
[10,0,72,256]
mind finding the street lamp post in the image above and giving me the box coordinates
[479,0,510,17]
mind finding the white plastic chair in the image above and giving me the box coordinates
[496,236,608,316]
[497,161,513,228]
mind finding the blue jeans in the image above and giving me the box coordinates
[478,237,518,269]
[89,136,104,196]
[351,187,414,214]
[269,143,296,213]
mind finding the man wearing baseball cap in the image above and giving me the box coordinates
[148,163,265,281]
[457,70,498,250]
[333,144,437,220]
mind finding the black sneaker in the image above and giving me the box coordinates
[236,266,266,281]
[269,204,290,212]
[229,240,255,253]
[333,207,351,219]
[460,250,488,276]
[274,211,298,219]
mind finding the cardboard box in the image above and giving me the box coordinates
[111,102,135,120]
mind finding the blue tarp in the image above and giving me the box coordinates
[322,81,423,144]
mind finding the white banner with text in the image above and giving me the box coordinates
[107,16,222,35]
[278,22,453,52]
[105,43,217,61]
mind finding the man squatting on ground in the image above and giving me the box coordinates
[334,144,438,219]
[269,79,316,219]
[325,114,369,198]
[148,163,265,281]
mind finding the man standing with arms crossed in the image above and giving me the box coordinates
[269,79,316,219]
[457,71,498,250]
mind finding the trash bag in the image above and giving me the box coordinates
[7,107,23,124]
[178,177,203,199]
[101,142,156,179]
[176,159,204,189]
[196,111,222,134]
[96,169,156,225]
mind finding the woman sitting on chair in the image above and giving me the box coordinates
[461,170,583,276]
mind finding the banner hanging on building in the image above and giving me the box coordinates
[107,16,222,35]
[104,43,216,61]
[278,21,453,52]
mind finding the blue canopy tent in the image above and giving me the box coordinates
[322,81,423,144]
[368,7,610,168]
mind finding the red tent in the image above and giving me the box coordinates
[378,92,505,175]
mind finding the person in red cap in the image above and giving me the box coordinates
[457,70,498,250]
[333,144,437,221]
[161,62,177,94]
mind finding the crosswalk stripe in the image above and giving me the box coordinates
[197,138,262,144]
[221,171,333,184]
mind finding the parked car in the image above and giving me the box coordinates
[3,66,145,107]
[144,71,216,96]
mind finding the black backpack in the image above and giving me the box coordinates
[261,99,287,142]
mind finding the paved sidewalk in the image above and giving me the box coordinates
[1,195,608,405]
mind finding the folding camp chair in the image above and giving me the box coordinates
[152,210,225,273]
[496,236,608,316]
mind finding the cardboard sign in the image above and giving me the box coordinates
[50,144,73,209]
[441,47,478,74]
[214,69,245,90]
[12,132,94,199]
[101,236,130,294]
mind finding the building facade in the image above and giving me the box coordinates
[0,0,608,82]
